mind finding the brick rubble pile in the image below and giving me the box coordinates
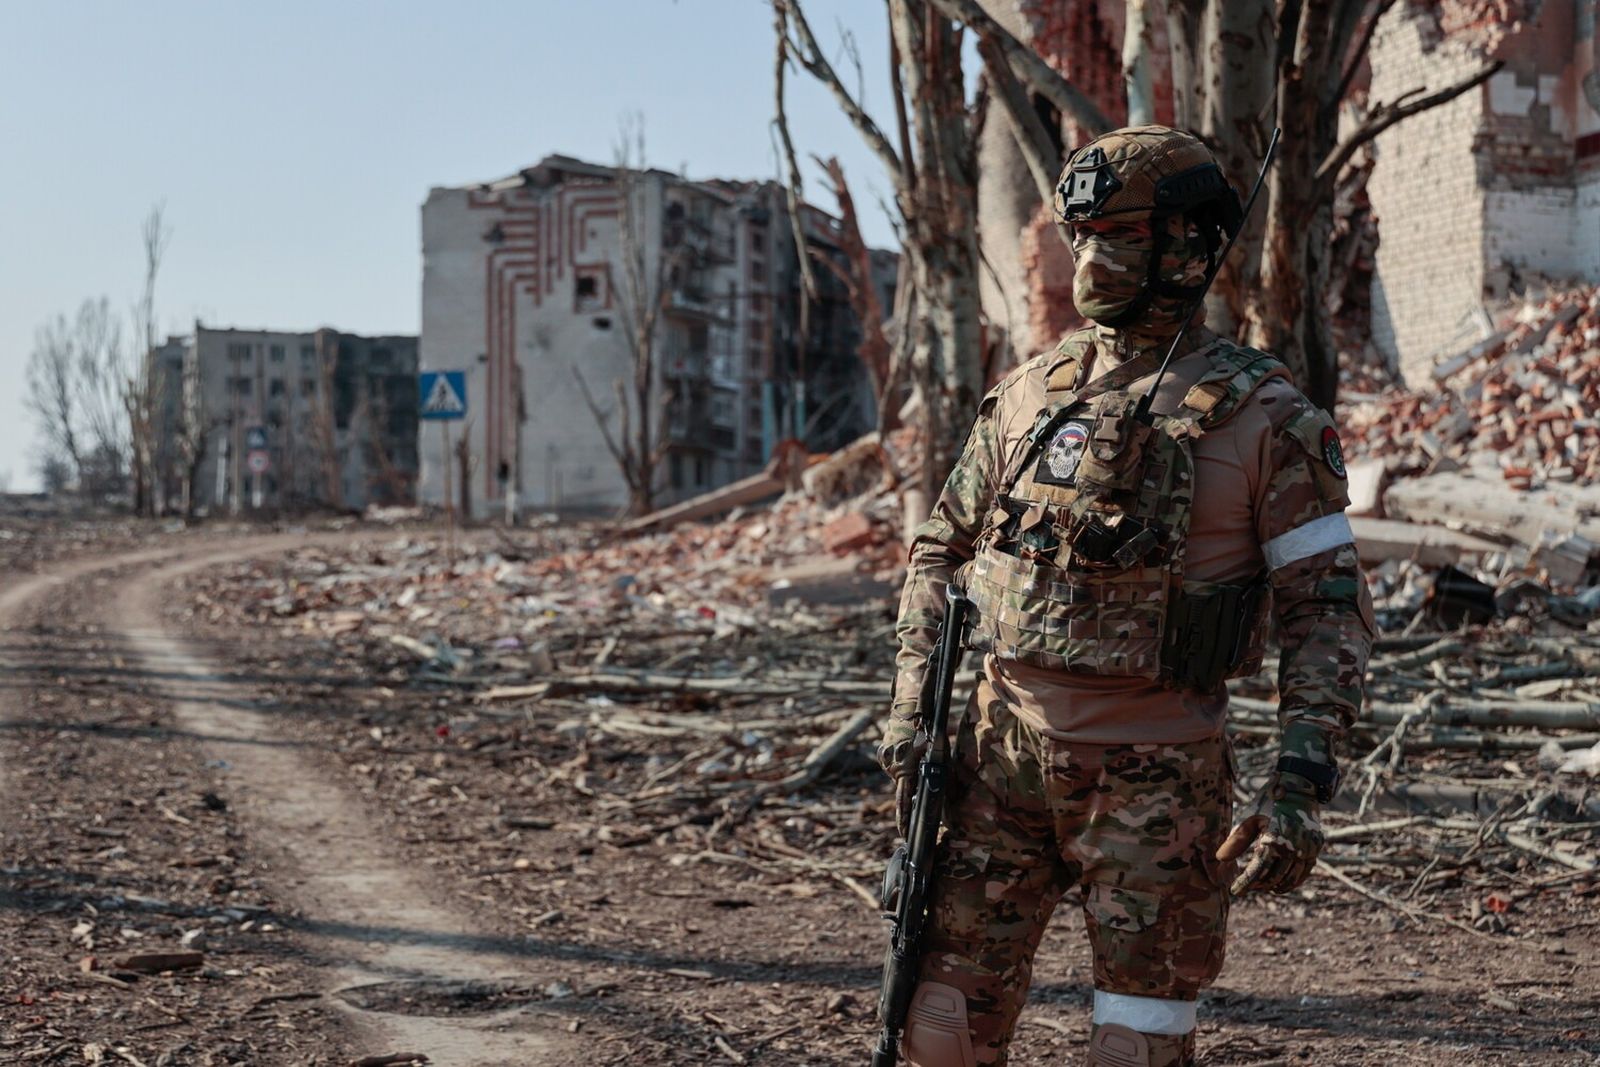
[1342,286,1600,487]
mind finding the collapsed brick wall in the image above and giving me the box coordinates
[1369,0,1600,386]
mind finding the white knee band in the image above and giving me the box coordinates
[1092,991,1197,1035]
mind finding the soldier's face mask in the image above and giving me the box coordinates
[1070,217,1208,331]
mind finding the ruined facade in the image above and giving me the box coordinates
[1369,0,1600,383]
[417,155,892,518]
[173,326,419,514]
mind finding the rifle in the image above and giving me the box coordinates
[871,585,972,1067]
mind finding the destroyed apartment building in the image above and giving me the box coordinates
[416,153,897,518]
[157,326,420,514]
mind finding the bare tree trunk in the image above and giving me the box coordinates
[779,0,985,525]
[573,122,678,518]
[311,330,344,509]
[888,0,983,508]
[1123,0,1157,126]
[814,156,894,425]
[127,204,170,516]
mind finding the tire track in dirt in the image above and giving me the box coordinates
[87,543,570,1066]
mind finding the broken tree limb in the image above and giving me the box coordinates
[926,0,1112,135]
[974,34,1059,205]
[1314,861,1496,941]
[1501,832,1597,873]
[1370,637,1466,674]
[752,706,877,797]
[1229,694,1600,731]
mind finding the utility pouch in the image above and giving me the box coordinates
[1074,391,1155,495]
[1162,575,1268,691]
[1070,510,1165,570]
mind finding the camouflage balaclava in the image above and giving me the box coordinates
[1054,125,1241,352]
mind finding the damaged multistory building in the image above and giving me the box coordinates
[163,326,419,514]
[417,155,895,518]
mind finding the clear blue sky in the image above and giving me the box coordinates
[0,0,907,491]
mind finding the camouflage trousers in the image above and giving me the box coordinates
[916,679,1233,1065]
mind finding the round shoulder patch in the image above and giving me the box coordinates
[1320,425,1347,479]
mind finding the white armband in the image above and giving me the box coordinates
[1262,512,1355,570]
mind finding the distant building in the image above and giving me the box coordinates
[418,154,895,517]
[160,325,418,514]
[1368,0,1600,382]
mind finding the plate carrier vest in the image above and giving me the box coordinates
[958,329,1291,693]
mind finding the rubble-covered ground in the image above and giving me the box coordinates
[148,509,1599,1065]
[4,396,1600,1063]
[1342,284,1600,488]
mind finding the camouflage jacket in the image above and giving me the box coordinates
[892,330,1375,767]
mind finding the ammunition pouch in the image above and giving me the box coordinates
[1076,392,1156,495]
[1069,510,1166,570]
[1161,574,1268,692]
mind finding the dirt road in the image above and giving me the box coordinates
[3,541,570,1065]
[4,539,1598,1065]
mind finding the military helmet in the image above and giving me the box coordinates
[1054,125,1244,328]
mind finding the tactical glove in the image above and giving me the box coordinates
[877,713,926,838]
[1216,771,1325,895]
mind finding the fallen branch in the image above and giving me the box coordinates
[1501,832,1597,873]
[751,706,877,797]
[1315,860,1495,940]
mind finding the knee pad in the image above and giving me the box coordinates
[902,981,977,1067]
[1086,1023,1195,1067]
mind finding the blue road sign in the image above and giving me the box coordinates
[245,426,269,451]
[419,371,467,421]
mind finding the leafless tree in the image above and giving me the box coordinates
[309,330,345,511]
[26,314,85,485]
[776,0,997,509]
[572,119,679,518]
[175,341,217,520]
[125,203,171,514]
[34,450,74,494]
[26,298,135,500]
[934,0,1499,411]
[811,156,895,432]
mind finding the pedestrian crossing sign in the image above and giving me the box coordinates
[419,370,467,420]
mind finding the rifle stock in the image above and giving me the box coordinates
[871,585,971,1066]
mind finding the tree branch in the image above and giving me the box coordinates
[773,6,818,367]
[570,365,630,475]
[1333,0,1398,108]
[975,34,1059,205]
[926,0,1112,136]
[1315,61,1501,185]
[778,0,903,181]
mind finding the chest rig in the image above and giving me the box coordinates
[959,330,1288,691]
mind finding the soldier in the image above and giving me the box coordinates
[879,125,1375,1067]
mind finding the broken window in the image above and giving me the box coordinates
[575,270,606,313]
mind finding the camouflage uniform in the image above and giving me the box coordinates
[883,127,1375,1067]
